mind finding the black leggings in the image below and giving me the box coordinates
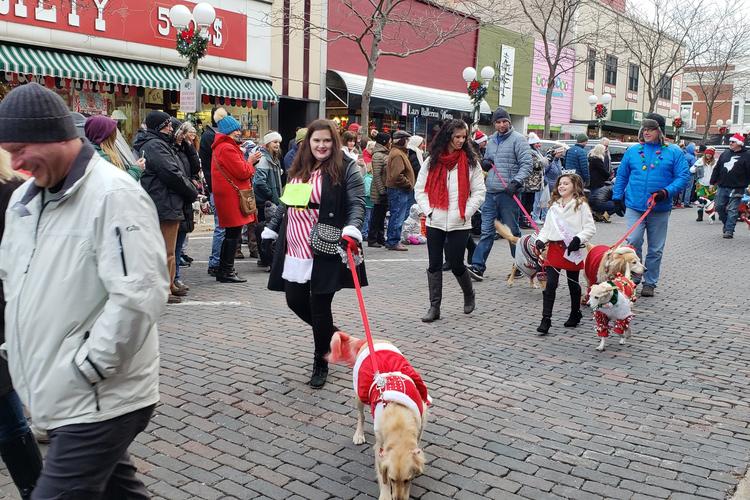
[427,227,470,275]
[543,266,581,302]
[368,203,387,244]
[224,225,242,239]
[284,281,336,357]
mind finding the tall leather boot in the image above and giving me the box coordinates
[421,270,442,322]
[696,209,704,222]
[309,354,329,389]
[217,238,247,283]
[0,430,43,500]
[537,288,555,335]
[455,269,476,314]
[564,282,583,327]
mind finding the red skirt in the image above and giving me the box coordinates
[543,241,584,271]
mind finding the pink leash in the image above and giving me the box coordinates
[610,194,657,249]
[489,166,540,233]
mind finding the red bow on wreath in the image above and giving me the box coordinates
[673,117,683,129]
[594,103,607,119]
[180,26,195,44]
[469,80,480,92]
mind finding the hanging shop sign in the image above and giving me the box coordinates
[402,103,455,120]
[0,0,247,61]
[179,78,201,113]
[497,45,515,107]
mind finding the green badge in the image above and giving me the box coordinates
[280,183,314,208]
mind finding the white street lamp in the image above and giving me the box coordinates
[587,95,598,106]
[193,3,217,29]
[600,93,612,105]
[462,67,477,83]
[168,4,192,29]
[589,94,610,138]
[480,66,495,82]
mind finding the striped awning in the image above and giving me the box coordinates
[96,58,182,90]
[0,44,103,81]
[199,72,278,102]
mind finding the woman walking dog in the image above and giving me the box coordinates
[262,120,366,389]
[414,119,486,322]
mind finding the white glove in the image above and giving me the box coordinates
[261,227,278,240]
[689,166,696,174]
[341,225,362,242]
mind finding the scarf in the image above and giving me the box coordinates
[425,148,470,219]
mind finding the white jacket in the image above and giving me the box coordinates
[0,145,168,430]
[414,158,486,232]
[537,198,596,244]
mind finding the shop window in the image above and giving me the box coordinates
[658,75,672,100]
[605,55,617,86]
[587,48,596,80]
[743,102,750,124]
[627,64,639,92]
[733,102,739,123]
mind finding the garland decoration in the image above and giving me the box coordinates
[672,117,683,129]
[638,145,664,171]
[467,79,488,108]
[594,103,607,120]
[176,26,209,77]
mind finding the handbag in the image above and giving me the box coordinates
[215,162,257,217]
[309,223,342,256]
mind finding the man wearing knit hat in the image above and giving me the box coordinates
[254,130,284,267]
[710,132,750,239]
[0,83,168,497]
[468,106,532,281]
[612,112,689,296]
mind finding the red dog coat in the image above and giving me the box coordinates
[353,343,431,424]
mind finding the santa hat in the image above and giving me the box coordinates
[704,146,716,155]
[729,133,744,145]
[473,130,488,145]
[347,123,361,133]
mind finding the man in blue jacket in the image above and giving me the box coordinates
[564,134,590,186]
[612,113,689,297]
[468,107,532,281]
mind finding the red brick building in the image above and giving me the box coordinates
[681,66,734,136]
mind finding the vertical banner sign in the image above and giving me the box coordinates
[180,79,201,113]
[498,45,515,107]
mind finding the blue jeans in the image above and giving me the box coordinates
[386,188,410,247]
[682,176,694,205]
[0,389,29,442]
[362,206,373,240]
[715,187,742,235]
[624,208,670,288]
[175,229,187,282]
[472,191,520,272]
[533,187,550,222]
[209,193,225,268]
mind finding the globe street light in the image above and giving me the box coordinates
[716,119,727,144]
[463,66,495,129]
[588,94,610,138]
[169,2,217,79]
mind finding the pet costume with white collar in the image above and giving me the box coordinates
[353,343,431,429]
[593,274,636,338]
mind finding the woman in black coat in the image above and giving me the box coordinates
[172,120,201,295]
[262,119,366,389]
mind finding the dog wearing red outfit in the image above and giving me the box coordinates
[583,244,645,301]
[328,331,430,500]
[587,274,637,351]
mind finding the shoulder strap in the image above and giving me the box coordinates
[215,161,241,195]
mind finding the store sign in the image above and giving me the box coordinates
[179,78,201,113]
[403,103,454,120]
[0,0,247,61]
[497,45,515,107]
[529,40,574,127]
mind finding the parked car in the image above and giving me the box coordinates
[558,139,633,172]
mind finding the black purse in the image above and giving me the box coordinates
[309,223,342,256]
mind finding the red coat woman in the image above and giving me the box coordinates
[210,115,257,282]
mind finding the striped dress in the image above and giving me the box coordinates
[282,170,322,283]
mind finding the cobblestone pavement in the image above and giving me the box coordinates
[2,209,749,499]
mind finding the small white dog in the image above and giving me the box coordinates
[587,276,637,351]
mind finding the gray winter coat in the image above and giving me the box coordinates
[253,149,283,207]
[483,128,532,193]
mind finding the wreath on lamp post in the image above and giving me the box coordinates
[176,26,209,78]
[467,79,488,108]
[673,117,683,129]
[594,103,608,120]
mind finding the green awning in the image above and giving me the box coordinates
[199,72,278,102]
[0,44,103,81]
[96,59,182,90]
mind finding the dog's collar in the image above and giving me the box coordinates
[605,282,619,305]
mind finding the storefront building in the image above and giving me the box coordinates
[476,26,533,133]
[325,0,488,138]
[0,0,278,144]
[528,40,575,139]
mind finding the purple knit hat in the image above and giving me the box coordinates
[84,115,118,145]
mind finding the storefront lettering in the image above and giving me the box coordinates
[406,104,453,120]
[0,0,109,30]
[535,73,569,97]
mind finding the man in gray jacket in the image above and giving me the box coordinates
[468,107,532,281]
[0,83,168,498]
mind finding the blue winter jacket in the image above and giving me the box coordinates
[483,128,532,193]
[613,142,690,212]
[684,143,696,168]
[564,144,589,185]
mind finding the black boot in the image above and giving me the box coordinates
[421,270,442,322]
[217,238,247,283]
[564,284,582,327]
[537,289,555,335]
[696,209,703,222]
[456,269,475,314]
[0,430,43,500]
[309,355,329,389]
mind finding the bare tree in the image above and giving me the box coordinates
[275,0,489,129]
[517,0,603,137]
[615,0,711,113]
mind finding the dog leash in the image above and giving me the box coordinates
[610,194,657,249]
[489,165,540,233]
[345,243,385,391]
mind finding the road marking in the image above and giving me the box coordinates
[167,301,249,306]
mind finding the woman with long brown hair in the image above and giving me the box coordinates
[262,119,366,388]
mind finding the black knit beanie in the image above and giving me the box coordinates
[0,82,78,143]
[491,107,510,123]
[375,132,391,146]
[145,110,172,132]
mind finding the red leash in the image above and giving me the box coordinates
[345,244,382,384]
[610,194,657,249]
[490,166,540,233]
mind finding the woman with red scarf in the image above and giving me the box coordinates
[414,119,486,322]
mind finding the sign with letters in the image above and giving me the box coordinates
[179,78,201,113]
[404,103,454,120]
[498,45,515,107]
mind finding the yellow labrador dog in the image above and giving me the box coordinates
[328,331,430,500]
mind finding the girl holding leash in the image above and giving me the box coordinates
[534,173,596,335]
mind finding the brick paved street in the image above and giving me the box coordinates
[2,209,749,499]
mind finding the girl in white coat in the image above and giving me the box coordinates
[534,173,596,335]
[415,119,486,322]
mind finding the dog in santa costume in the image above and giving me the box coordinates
[588,274,637,351]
